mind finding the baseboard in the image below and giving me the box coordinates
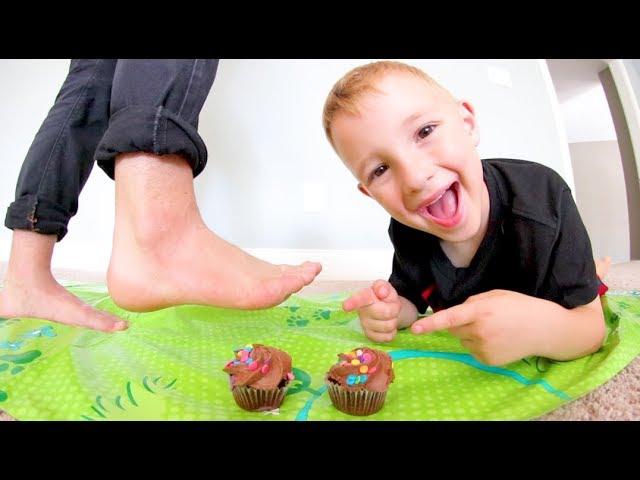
[244,248,393,281]
[2,248,394,282]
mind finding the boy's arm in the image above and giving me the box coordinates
[530,294,606,360]
[524,184,606,360]
[411,289,606,365]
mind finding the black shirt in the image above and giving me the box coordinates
[388,158,600,314]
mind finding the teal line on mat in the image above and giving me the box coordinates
[295,349,570,420]
[388,350,570,400]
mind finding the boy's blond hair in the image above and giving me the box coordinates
[322,61,455,148]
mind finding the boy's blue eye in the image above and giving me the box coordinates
[417,125,435,139]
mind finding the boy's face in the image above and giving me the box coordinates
[331,71,486,243]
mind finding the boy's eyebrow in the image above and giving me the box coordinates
[403,112,424,127]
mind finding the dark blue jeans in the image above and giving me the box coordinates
[4,59,219,241]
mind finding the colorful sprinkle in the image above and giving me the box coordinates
[286,372,295,381]
[246,358,254,365]
[359,365,368,374]
[369,366,377,374]
[350,359,361,366]
[356,349,363,356]
[346,373,370,386]
[244,344,253,350]
[261,364,270,374]
[362,353,373,363]
[248,362,260,371]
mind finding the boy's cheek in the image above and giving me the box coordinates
[443,151,474,173]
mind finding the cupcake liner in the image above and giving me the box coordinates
[231,385,288,412]
[326,382,387,416]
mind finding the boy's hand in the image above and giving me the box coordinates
[343,280,402,343]
[410,289,547,366]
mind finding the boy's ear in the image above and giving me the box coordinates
[458,100,480,147]
[357,183,372,198]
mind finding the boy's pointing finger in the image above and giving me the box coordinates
[342,286,379,312]
[411,304,476,334]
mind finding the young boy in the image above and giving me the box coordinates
[323,61,606,366]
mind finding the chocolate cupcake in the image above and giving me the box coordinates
[223,344,295,411]
[325,347,394,416]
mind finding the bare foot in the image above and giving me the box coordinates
[595,256,612,280]
[0,231,127,332]
[106,153,322,312]
[0,276,128,332]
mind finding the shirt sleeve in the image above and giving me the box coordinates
[548,188,600,308]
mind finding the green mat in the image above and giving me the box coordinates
[1,284,640,420]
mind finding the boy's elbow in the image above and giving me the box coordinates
[583,322,606,356]
[584,304,607,355]
[593,314,607,349]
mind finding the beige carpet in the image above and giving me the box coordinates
[2,261,639,421]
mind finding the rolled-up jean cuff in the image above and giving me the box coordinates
[94,105,208,180]
[4,194,71,241]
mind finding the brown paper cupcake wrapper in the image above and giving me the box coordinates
[231,385,288,412]
[326,382,387,416]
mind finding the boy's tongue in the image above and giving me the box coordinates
[427,187,457,219]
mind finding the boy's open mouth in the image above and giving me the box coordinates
[418,182,463,228]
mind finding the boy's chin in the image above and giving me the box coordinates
[410,213,482,243]
[439,215,484,243]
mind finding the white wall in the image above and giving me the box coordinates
[623,59,640,102]
[560,84,617,143]
[570,141,629,263]
[619,59,640,184]
[0,59,570,279]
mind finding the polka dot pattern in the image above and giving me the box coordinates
[1,287,639,420]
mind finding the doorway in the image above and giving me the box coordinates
[546,59,639,262]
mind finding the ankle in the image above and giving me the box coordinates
[3,267,56,290]
[114,152,204,249]
[4,230,56,286]
[115,209,205,254]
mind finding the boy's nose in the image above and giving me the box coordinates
[401,162,434,195]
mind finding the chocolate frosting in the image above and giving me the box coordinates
[326,347,394,392]
[223,344,293,390]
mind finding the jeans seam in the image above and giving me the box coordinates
[152,106,163,154]
[163,113,167,151]
[35,59,102,203]
[177,59,198,118]
[27,197,38,230]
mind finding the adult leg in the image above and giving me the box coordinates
[97,60,321,311]
[1,59,127,331]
